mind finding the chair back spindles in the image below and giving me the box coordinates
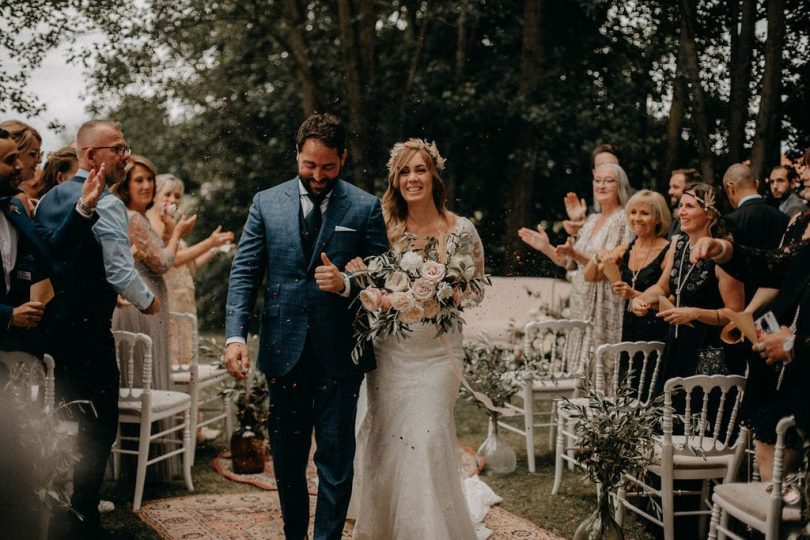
[113,331,154,399]
[592,341,664,401]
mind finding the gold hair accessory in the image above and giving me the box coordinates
[690,189,718,215]
[386,139,446,173]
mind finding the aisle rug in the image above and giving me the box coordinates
[212,445,484,492]
[139,491,563,539]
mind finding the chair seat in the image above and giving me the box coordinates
[714,482,802,523]
[651,435,736,469]
[171,363,228,384]
[119,389,191,413]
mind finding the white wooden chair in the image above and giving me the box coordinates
[709,415,804,540]
[551,341,664,494]
[614,374,748,540]
[111,331,194,511]
[498,319,591,472]
[169,312,233,461]
[0,351,55,408]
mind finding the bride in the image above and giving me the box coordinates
[345,139,488,539]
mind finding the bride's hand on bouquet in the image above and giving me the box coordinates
[345,257,368,273]
[518,226,550,252]
[315,253,346,293]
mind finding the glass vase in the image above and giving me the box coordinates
[477,413,516,475]
[573,492,624,540]
[230,426,266,474]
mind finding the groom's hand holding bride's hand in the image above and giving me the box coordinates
[315,252,346,293]
[225,343,250,380]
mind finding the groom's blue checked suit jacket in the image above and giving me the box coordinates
[226,177,389,378]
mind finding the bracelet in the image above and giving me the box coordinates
[77,197,94,214]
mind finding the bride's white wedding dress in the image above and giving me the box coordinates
[351,217,497,540]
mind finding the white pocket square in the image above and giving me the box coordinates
[335,226,356,232]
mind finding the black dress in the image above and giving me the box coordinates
[725,210,810,443]
[655,236,743,394]
[621,240,669,343]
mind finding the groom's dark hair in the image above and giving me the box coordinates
[296,113,346,156]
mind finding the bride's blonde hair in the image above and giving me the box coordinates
[381,139,453,246]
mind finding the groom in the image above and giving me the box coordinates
[224,113,388,539]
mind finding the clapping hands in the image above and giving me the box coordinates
[518,225,551,252]
[81,163,106,208]
[564,192,587,222]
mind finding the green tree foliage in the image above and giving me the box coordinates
[2,1,808,330]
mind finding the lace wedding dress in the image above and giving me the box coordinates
[351,217,498,540]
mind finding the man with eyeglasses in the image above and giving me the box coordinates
[35,119,158,538]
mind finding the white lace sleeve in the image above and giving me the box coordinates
[603,209,633,251]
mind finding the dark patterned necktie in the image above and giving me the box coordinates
[304,193,324,236]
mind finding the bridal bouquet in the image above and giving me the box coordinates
[350,232,490,363]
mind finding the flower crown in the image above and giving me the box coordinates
[386,139,446,174]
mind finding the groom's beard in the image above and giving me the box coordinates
[301,174,338,197]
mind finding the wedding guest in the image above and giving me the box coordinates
[111,155,195,480]
[767,165,804,217]
[591,143,620,169]
[519,162,634,350]
[691,206,810,480]
[631,183,745,389]
[800,167,810,202]
[0,120,42,215]
[609,190,671,343]
[38,147,78,199]
[722,164,788,305]
[147,173,233,363]
[35,119,157,537]
[667,168,700,238]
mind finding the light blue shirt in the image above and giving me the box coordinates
[737,194,762,207]
[76,169,154,310]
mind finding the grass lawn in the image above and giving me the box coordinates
[98,396,656,539]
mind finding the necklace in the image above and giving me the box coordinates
[673,238,697,338]
[629,240,657,291]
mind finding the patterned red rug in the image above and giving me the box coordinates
[139,491,563,539]
[212,445,485,492]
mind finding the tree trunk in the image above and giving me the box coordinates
[502,0,545,275]
[727,0,756,164]
[283,0,319,116]
[399,1,431,128]
[663,43,688,190]
[455,0,469,82]
[337,0,371,190]
[750,0,785,181]
[679,0,715,184]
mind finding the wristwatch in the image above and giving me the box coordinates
[783,334,795,363]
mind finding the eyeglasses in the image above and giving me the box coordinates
[593,178,617,186]
[91,144,131,156]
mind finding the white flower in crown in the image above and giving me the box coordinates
[386,138,446,174]
[399,250,424,273]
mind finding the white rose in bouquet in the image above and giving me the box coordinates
[397,302,424,324]
[359,287,384,312]
[390,291,416,311]
[422,298,440,319]
[399,250,424,273]
[384,270,411,292]
[410,278,435,303]
[420,260,446,283]
[436,283,454,302]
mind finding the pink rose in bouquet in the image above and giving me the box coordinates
[411,278,435,303]
[359,287,383,312]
